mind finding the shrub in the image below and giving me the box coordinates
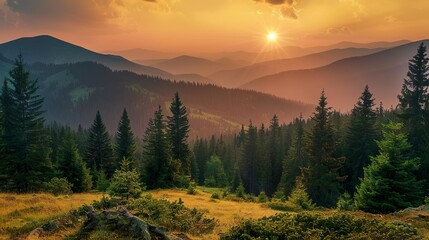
[127,194,216,235]
[45,177,72,196]
[211,192,220,199]
[337,192,355,211]
[258,191,269,203]
[236,183,245,198]
[187,182,197,195]
[273,190,286,202]
[265,201,299,212]
[288,181,314,210]
[221,213,420,240]
[108,159,144,200]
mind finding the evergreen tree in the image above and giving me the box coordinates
[267,115,282,196]
[279,116,305,197]
[85,111,115,178]
[240,122,260,195]
[115,108,136,163]
[167,92,191,175]
[58,132,92,192]
[302,91,345,207]
[194,138,208,185]
[0,81,13,189]
[0,55,51,192]
[143,106,176,189]
[355,122,423,213]
[204,155,228,187]
[109,158,144,200]
[343,85,379,195]
[397,43,429,191]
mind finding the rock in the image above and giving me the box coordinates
[42,219,59,231]
[79,207,188,240]
[392,220,409,228]
[26,228,44,239]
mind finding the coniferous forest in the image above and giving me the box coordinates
[2,40,429,240]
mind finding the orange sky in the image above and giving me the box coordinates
[1,0,428,53]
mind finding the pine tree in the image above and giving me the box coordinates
[0,80,13,189]
[268,114,282,196]
[143,106,176,189]
[397,43,429,191]
[167,92,191,175]
[109,158,144,200]
[343,85,379,195]
[58,132,92,192]
[240,122,260,195]
[302,91,345,207]
[279,116,305,197]
[115,108,136,163]
[355,122,423,213]
[85,111,115,178]
[0,55,52,192]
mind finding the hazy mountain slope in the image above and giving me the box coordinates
[211,47,385,87]
[14,61,313,137]
[106,48,180,60]
[242,40,429,111]
[306,40,410,53]
[150,55,243,76]
[0,35,175,79]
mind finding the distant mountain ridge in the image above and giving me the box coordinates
[242,40,429,111]
[210,47,387,87]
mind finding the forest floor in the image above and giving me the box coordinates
[0,189,428,239]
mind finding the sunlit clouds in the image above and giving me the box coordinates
[0,0,428,53]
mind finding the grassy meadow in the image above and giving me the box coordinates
[0,188,428,239]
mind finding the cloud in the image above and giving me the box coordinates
[326,26,351,35]
[254,0,301,19]
[5,0,122,29]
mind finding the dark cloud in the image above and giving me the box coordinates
[5,0,120,28]
[254,0,301,19]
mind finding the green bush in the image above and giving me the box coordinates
[127,194,216,235]
[187,182,197,195]
[258,191,269,203]
[337,192,355,211]
[236,183,245,198]
[108,159,144,200]
[288,181,314,210]
[211,192,220,199]
[265,201,299,212]
[221,213,420,240]
[45,177,72,196]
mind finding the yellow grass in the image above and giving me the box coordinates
[0,193,101,239]
[149,187,280,240]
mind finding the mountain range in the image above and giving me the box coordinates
[242,40,429,111]
[0,36,313,137]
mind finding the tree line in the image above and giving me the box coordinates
[1,43,429,214]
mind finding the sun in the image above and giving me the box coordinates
[267,32,278,42]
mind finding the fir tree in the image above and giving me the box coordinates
[0,55,51,192]
[85,111,115,178]
[302,91,345,207]
[343,85,379,195]
[279,116,305,197]
[397,43,429,191]
[355,122,423,213]
[109,158,144,200]
[268,114,282,196]
[143,106,176,189]
[240,122,260,195]
[115,108,136,163]
[58,132,92,192]
[167,92,191,175]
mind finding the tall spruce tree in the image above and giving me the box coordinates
[397,43,429,191]
[0,81,13,189]
[343,85,379,195]
[278,116,305,197]
[115,108,136,163]
[302,91,345,207]
[240,122,260,195]
[85,111,115,178]
[143,106,175,189]
[167,92,191,175]
[0,55,51,192]
[355,122,423,213]
[268,115,282,196]
[58,132,92,192]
